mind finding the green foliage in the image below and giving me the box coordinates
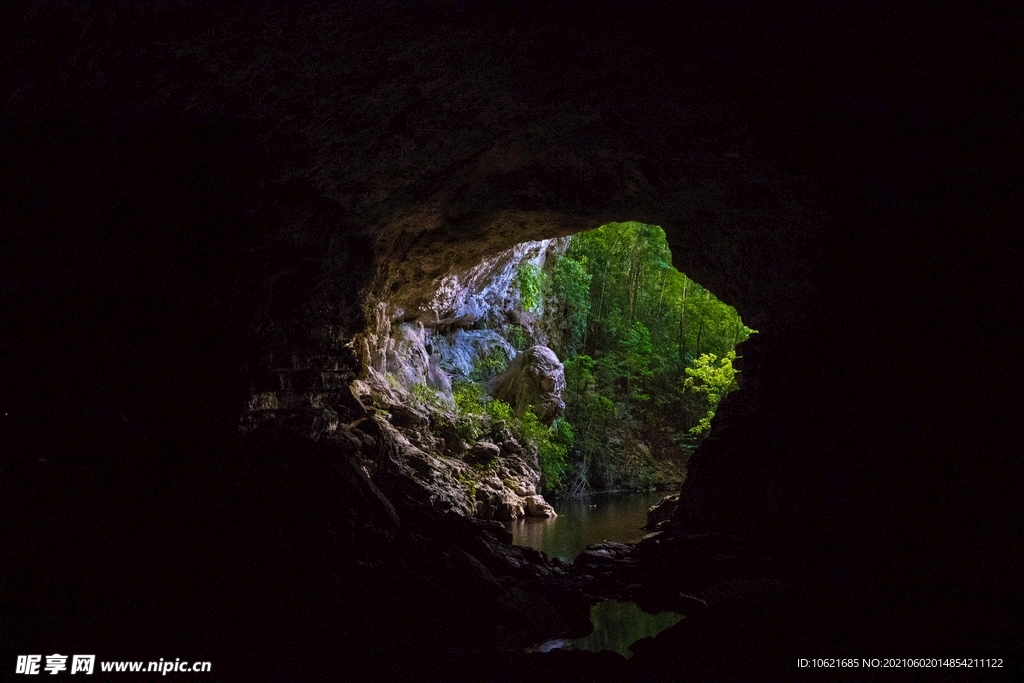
[689,411,715,436]
[514,411,571,492]
[410,383,448,412]
[452,381,487,441]
[451,380,517,443]
[488,398,514,423]
[506,324,528,351]
[470,346,510,381]
[682,351,737,435]
[551,221,753,490]
[456,471,477,499]
[621,321,654,401]
[551,415,575,446]
[551,254,592,355]
[683,351,738,406]
[453,381,487,416]
[517,263,545,313]
[451,375,568,492]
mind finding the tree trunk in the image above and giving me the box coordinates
[677,279,688,371]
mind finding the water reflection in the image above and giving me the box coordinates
[532,600,684,659]
[505,490,667,561]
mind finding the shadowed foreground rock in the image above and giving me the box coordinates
[4,0,1023,680]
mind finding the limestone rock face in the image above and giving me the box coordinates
[488,346,565,424]
[474,483,525,521]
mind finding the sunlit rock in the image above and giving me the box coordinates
[524,494,557,518]
[432,329,515,380]
[489,345,566,423]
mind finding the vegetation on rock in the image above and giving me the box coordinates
[516,263,546,313]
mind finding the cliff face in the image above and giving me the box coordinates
[5,0,1021,678]
[238,236,569,519]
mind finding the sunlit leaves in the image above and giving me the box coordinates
[516,263,545,313]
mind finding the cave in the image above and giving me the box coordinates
[5,1,1022,681]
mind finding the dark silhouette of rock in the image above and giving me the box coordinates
[644,493,680,530]
[5,0,1021,679]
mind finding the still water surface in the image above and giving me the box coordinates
[531,600,684,659]
[508,491,683,658]
[505,490,668,561]
[507,493,684,659]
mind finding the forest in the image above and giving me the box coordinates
[421,222,754,495]
[547,222,753,493]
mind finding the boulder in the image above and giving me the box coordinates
[524,494,557,518]
[466,441,501,466]
[644,493,680,530]
[474,485,526,521]
[488,345,565,423]
[388,403,428,430]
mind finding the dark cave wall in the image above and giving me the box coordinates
[4,0,1022,658]
[3,0,826,449]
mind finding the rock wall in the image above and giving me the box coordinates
[238,235,572,519]
[489,345,566,424]
[6,0,1021,676]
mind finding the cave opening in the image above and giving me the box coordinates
[332,220,755,660]
[345,221,753,549]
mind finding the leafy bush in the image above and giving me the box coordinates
[487,398,514,423]
[452,381,487,441]
[506,324,528,351]
[682,351,737,435]
[452,381,516,442]
[410,383,448,412]
[453,381,487,416]
[514,411,573,492]
[469,346,509,381]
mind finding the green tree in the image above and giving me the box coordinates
[551,254,592,356]
[682,351,738,435]
[552,222,753,490]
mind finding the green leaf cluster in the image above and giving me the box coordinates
[515,412,573,491]
[505,324,528,351]
[411,383,448,412]
[516,263,545,313]
[682,351,738,434]
[469,346,510,381]
[551,254,592,355]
